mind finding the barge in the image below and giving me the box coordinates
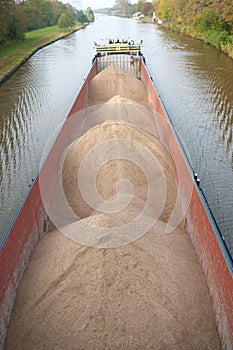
[0,40,233,349]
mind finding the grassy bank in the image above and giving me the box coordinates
[0,24,86,83]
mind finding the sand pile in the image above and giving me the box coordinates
[62,122,177,223]
[5,220,220,350]
[81,96,158,137]
[88,65,149,107]
[4,66,220,349]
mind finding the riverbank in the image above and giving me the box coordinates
[140,17,233,59]
[0,24,86,84]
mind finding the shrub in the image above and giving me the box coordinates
[58,13,73,30]
[220,37,233,57]
[204,30,229,49]
[76,10,89,24]
[194,10,219,33]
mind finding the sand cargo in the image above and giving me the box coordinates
[0,40,232,349]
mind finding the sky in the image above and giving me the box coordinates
[70,1,115,9]
[70,1,136,10]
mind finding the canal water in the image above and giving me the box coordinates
[0,15,232,255]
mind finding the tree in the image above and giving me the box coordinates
[141,2,153,16]
[57,4,76,30]
[86,7,95,22]
[0,0,25,45]
[58,13,72,30]
[194,10,219,33]
[135,0,145,12]
[156,0,173,21]
[65,4,76,26]
[115,0,130,15]
[76,10,89,24]
[22,0,75,31]
[152,0,160,11]
[22,0,64,31]
[50,1,67,25]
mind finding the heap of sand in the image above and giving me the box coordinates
[4,65,220,350]
[88,65,149,107]
[62,122,177,223]
[5,219,220,350]
[80,95,158,137]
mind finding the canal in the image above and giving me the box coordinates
[0,14,232,255]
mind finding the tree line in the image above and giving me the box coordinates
[0,0,94,46]
[113,0,158,17]
[114,0,233,56]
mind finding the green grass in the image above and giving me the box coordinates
[0,24,85,82]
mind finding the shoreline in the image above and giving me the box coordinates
[140,17,233,59]
[0,24,87,86]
